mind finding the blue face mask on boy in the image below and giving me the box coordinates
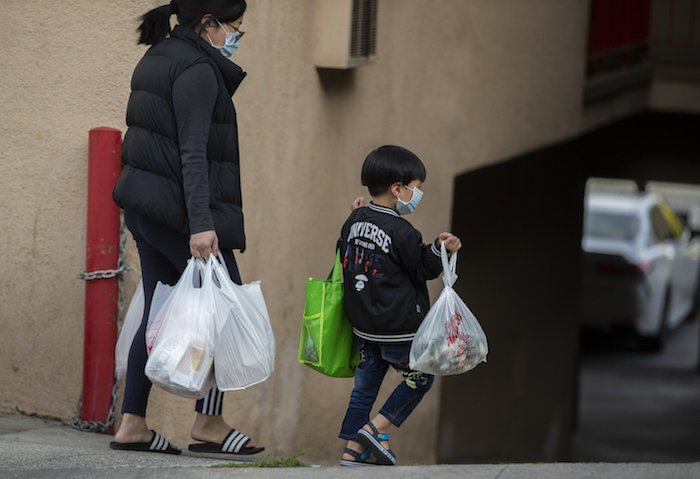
[207,19,242,57]
[396,185,423,215]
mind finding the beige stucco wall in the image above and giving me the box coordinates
[0,0,655,464]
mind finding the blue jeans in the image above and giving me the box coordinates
[339,339,434,441]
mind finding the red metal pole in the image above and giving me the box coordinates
[83,127,122,432]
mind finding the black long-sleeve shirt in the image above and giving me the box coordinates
[172,63,218,235]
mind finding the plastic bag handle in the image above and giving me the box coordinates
[188,256,207,288]
[440,242,458,288]
[200,256,215,289]
[217,251,228,273]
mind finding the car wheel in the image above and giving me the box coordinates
[640,287,671,353]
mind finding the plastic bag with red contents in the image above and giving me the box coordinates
[409,243,488,375]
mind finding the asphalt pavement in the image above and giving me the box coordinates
[572,313,700,462]
[0,413,698,479]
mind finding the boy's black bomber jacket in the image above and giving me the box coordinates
[337,202,444,344]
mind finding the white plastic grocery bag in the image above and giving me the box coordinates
[145,258,217,399]
[409,243,488,375]
[145,279,176,354]
[115,279,144,380]
[211,253,276,391]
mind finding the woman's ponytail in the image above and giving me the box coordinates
[137,4,173,45]
[135,0,247,45]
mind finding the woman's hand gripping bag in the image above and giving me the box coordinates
[298,249,359,377]
[409,243,488,375]
[145,258,217,399]
[211,253,276,391]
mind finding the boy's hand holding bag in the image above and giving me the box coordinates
[145,258,217,399]
[409,243,488,375]
[298,249,360,377]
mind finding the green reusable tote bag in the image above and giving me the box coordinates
[298,250,360,377]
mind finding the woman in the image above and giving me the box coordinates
[110,0,261,455]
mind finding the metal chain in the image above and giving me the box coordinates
[78,267,130,281]
[71,210,131,433]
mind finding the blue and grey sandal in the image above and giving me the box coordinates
[356,422,397,466]
[339,447,373,466]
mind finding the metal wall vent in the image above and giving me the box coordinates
[350,0,377,60]
[315,0,378,69]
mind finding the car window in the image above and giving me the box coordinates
[584,212,639,241]
[659,203,683,239]
[650,206,673,241]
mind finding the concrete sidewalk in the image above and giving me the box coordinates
[0,414,698,479]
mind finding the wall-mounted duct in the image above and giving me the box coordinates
[314,0,377,69]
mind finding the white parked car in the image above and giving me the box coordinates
[579,192,700,350]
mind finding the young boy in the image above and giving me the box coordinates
[337,145,462,466]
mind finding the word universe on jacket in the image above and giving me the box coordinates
[338,203,443,342]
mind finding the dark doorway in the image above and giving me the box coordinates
[438,112,700,463]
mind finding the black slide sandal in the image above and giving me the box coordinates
[188,429,264,455]
[109,430,181,455]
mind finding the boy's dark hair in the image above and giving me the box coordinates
[361,145,427,197]
[137,0,247,45]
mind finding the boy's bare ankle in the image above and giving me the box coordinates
[369,415,391,433]
[345,440,361,453]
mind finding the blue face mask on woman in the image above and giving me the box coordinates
[396,185,423,215]
[207,19,242,57]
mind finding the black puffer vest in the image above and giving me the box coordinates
[113,25,247,250]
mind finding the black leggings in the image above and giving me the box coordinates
[121,210,241,417]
